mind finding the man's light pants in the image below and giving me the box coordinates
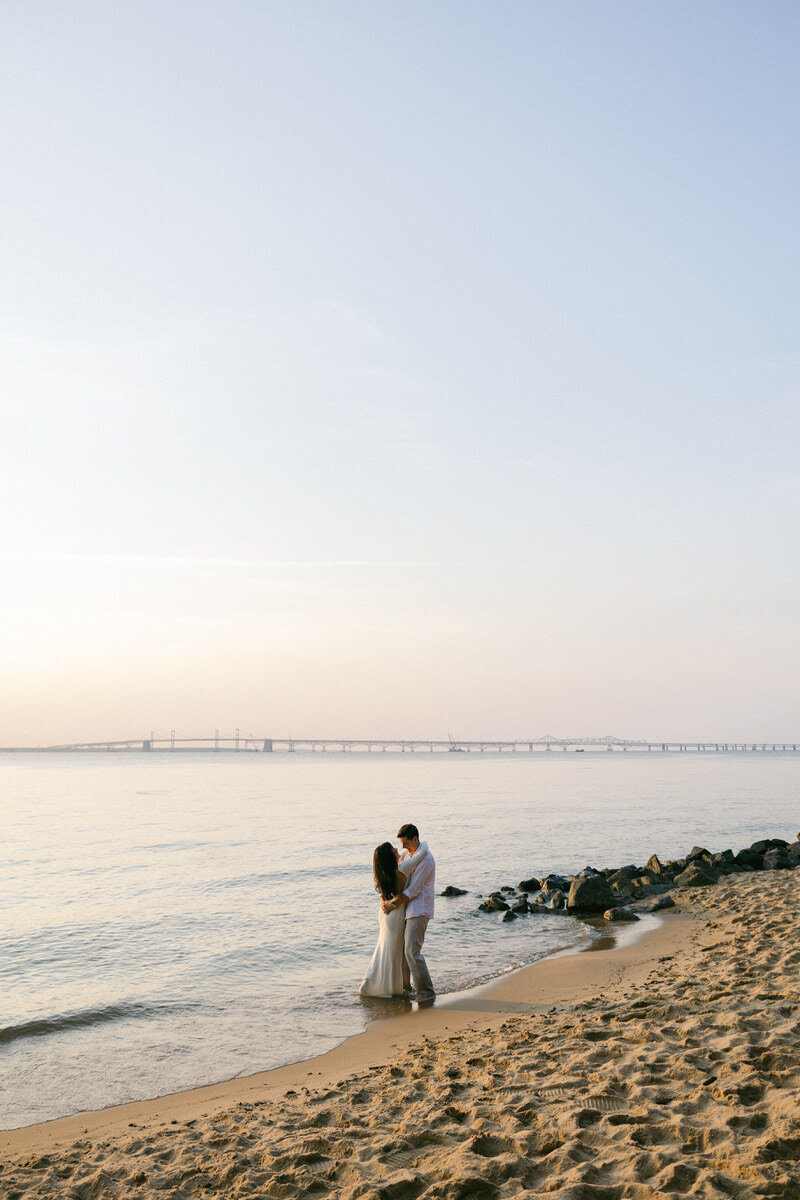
[404,915,435,999]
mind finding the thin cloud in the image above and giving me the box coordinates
[2,552,434,571]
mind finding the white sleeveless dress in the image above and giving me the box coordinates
[358,904,407,997]
[359,843,428,998]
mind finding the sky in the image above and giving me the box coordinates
[2,1,799,746]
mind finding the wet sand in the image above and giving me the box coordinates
[2,869,799,1197]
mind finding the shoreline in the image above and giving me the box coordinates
[3,868,799,1197]
[0,907,686,1157]
[0,906,654,1140]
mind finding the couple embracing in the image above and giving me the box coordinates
[359,823,436,1004]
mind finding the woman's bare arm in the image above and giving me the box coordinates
[397,840,428,880]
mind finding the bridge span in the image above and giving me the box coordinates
[15,733,800,753]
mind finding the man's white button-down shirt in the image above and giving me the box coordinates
[400,847,436,920]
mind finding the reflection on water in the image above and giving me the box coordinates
[583,934,617,952]
[358,995,414,1019]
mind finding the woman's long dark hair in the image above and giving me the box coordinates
[373,842,398,900]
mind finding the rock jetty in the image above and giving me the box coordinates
[458,832,800,923]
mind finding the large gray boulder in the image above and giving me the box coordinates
[634,894,676,913]
[787,842,800,866]
[711,851,738,875]
[541,873,571,892]
[763,848,792,870]
[630,881,674,897]
[518,876,541,892]
[663,860,686,877]
[603,907,640,922]
[735,847,763,869]
[675,862,718,888]
[607,867,636,893]
[635,867,661,883]
[751,838,788,854]
[567,872,616,913]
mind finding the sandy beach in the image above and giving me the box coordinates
[2,867,799,1198]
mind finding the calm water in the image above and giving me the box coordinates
[2,749,798,1129]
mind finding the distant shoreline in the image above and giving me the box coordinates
[2,742,799,754]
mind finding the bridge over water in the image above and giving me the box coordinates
[15,733,800,753]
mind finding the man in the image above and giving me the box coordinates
[382,822,436,1003]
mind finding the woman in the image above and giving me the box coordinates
[359,839,428,998]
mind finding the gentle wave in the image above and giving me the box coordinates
[200,861,365,893]
[0,1000,198,1046]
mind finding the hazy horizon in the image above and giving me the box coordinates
[3,2,799,747]
[4,731,800,751]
